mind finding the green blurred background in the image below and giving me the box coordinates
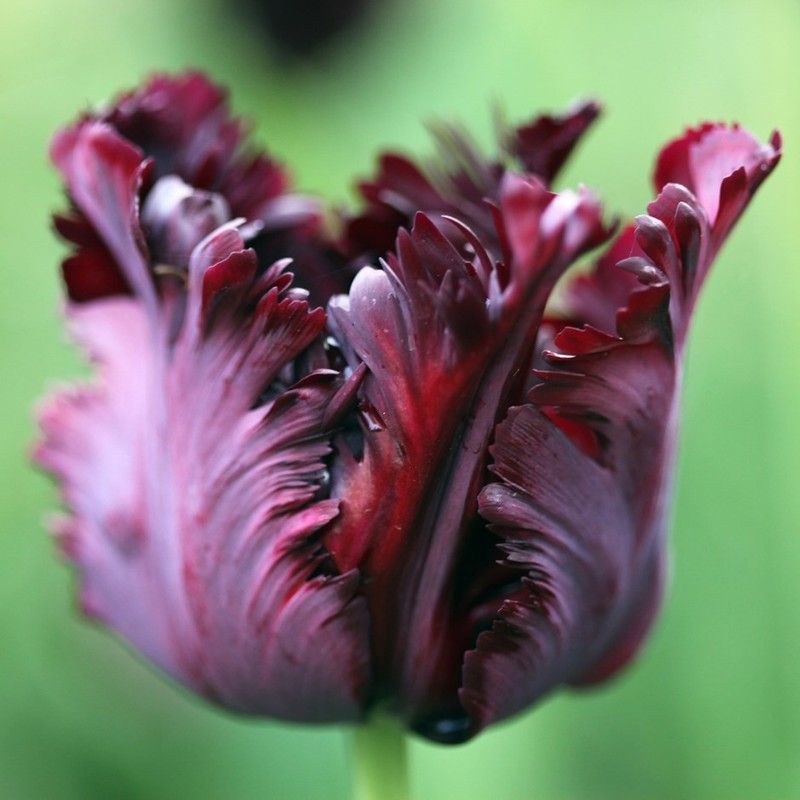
[1,1,798,798]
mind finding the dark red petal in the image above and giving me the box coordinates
[105,71,289,219]
[653,123,781,243]
[466,404,645,724]
[576,545,665,686]
[342,153,448,259]
[60,242,131,302]
[251,214,356,307]
[464,303,675,729]
[326,176,606,728]
[503,100,601,183]
[343,102,601,265]
[562,224,642,334]
[141,175,231,267]
[51,121,155,307]
[52,72,344,305]
[35,226,370,721]
[466,123,779,733]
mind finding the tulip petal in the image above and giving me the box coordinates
[51,72,336,305]
[35,227,370,721]
[503,100,601,183]
[654,123,781,237]
[105,71,289,220]
[561,224,643,334]
[51,121,155,307]
[54,212,132,302]
[327,174,607,727]
[465,123,780,732]
[343,102,601,262]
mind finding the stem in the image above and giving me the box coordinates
[351,714,410,800]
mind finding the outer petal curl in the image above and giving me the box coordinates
[50,72,332,305]
[35,226,371,722]
[466,123,780,732]
[343,101,600,263]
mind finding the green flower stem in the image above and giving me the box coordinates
[351,714,410,800]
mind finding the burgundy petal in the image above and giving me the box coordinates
[54,212,132,302]
[326,174,607,730]
[503,100,601,183]
[465,124,780,732]
[104,71,288,220]
[51,121,155,308]
[140,175,231,267]
[35,226,371,722]
[561,224,642,334]
[654,123,781,245]
[343,102,601,263]
[51,72,342,306]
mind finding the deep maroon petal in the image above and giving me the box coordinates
[342,102,601,264]
[106,71,234,183]
[503,100,601,183]
[342,153,450,260]
[51,72,343,305]
[326,174,607,730]
[654,123,781,246]
[55,214,132,302]
[35,226,371,721]
[51,121,155,307]
[141,175,231,267]
[561,224,642,334]
[105,71,289,218]
[465,123,780,733]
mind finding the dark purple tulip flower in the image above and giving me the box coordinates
[35,72,780,744]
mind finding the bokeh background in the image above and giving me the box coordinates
[1,1,798,798]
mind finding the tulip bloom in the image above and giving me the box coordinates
[36,72,780,744]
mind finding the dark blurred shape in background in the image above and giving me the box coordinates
[241,0,375,57]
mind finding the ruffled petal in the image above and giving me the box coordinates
[654,122,781,246]
[502,100,600,183]
[343,102,601,263]
[140,175,231,267]
[35,226,371,721]
[326,174,607,730]
[560,224,643,334]
[53,212,132,302]
[104,71,289,220]
[51,121,155,307]
[466,123,780,732]
[51,72,339,305]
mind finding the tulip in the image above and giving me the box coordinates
[35,72,779,797]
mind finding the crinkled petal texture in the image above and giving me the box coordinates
[102,71,288,219]
[342,101,600,262]
[466,124,780,732]
[50,72,328,305]
[326,175,609,738]
[37,75,371,721]
[36,226,371,721]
